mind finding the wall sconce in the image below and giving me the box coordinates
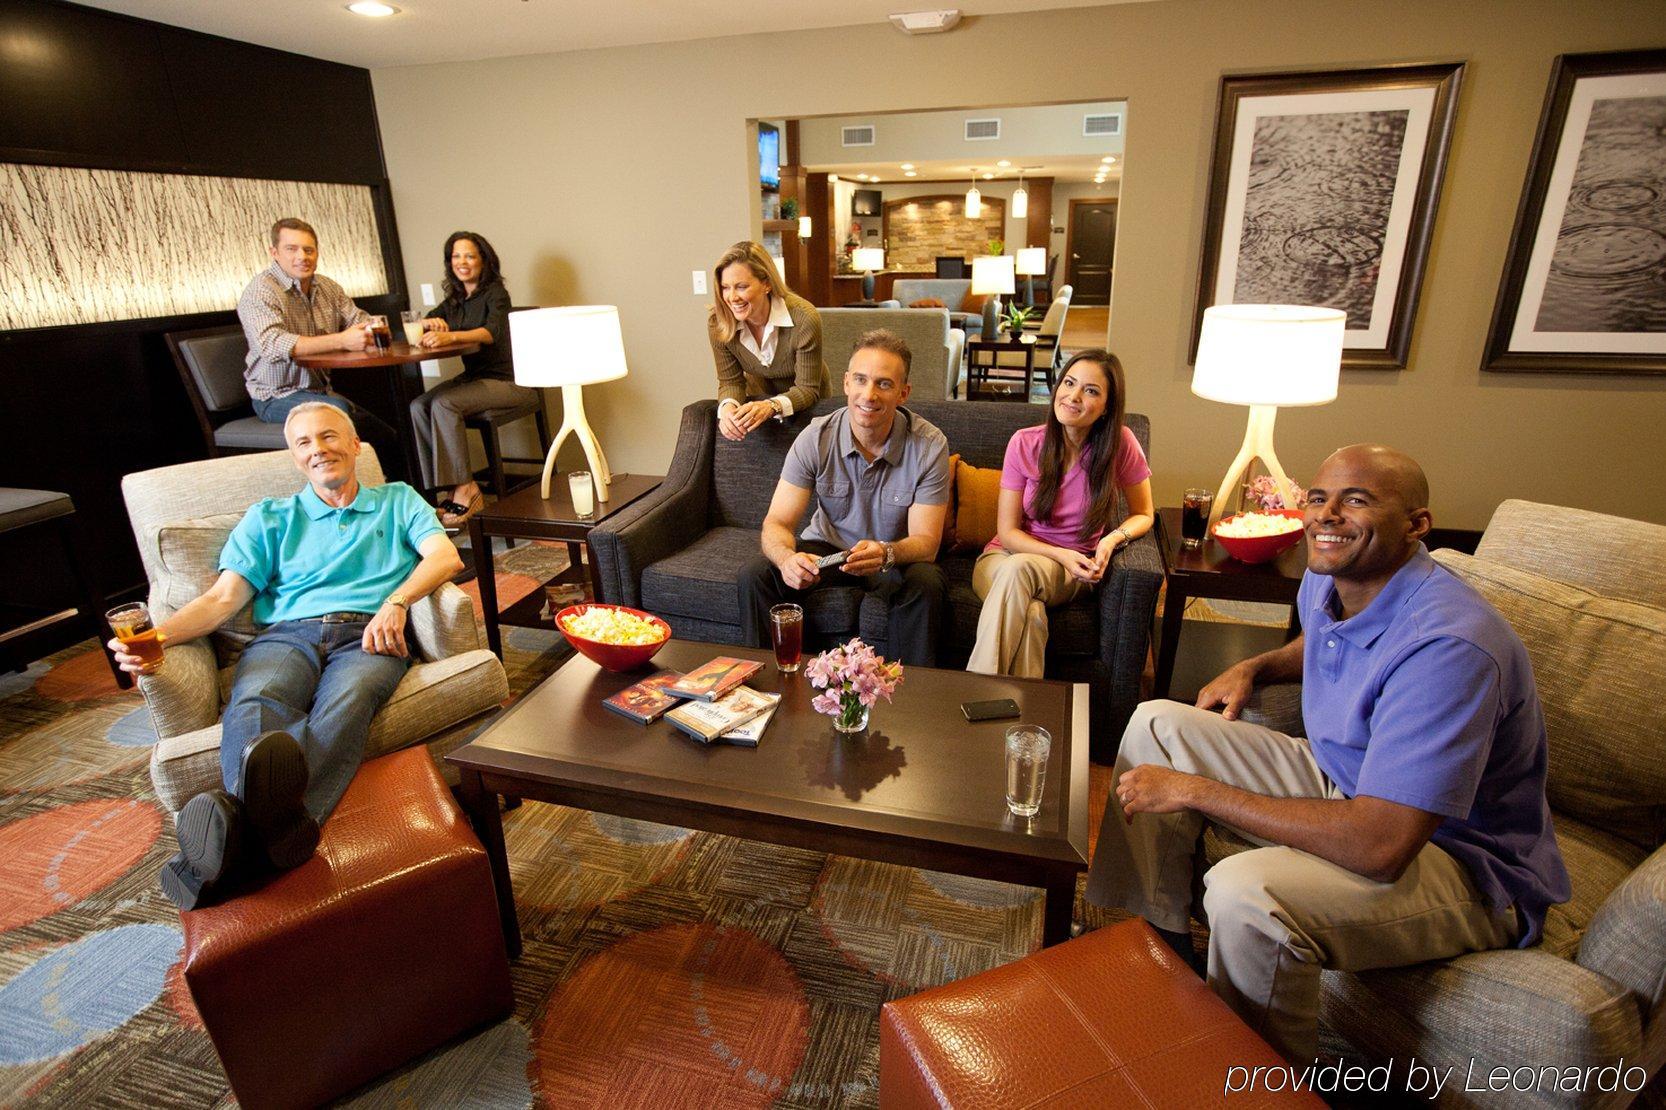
[798,216,813,238]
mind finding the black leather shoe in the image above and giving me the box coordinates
[238,731,320,871]
[159,790,244,910]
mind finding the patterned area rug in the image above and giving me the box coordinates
[0,540,1124,1108]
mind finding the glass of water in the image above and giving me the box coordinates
[1005,724,1051,818]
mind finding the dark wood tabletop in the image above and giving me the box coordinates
[448,640,1091,957]
[477,472,662,531]
[292,339,478,369]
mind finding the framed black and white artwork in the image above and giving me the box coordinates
[1191,63,1465,369]
[1483,49,1666,375]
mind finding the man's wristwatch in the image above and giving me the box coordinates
[385,593,410,609]
[881,541,897,572]
[767,397,785,419]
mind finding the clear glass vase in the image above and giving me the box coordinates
[833,695,870,734]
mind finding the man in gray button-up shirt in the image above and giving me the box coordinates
[736,329,950,666]
[236,218,403,474]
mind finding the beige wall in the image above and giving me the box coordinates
[373,0,1665,529]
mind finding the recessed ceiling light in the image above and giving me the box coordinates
[982,172,994,180]
[347,1,399,15]
[996,159,1011,168]
[904,170,917,177]
[1102,155,1116,164]
[900,163,914,170]
[870,178,881,183]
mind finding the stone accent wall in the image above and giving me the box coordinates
[882,195,1007,272]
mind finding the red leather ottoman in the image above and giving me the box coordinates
[880,919,1323,1108]
[180,747,514,1110]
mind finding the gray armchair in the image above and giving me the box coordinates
[588,398,1163,755]
[1227,500,1666,1106]
[818,307,964,403]
[122,446,509,813]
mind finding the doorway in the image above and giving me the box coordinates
[1065,198,1117,306]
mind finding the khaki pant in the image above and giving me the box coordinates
[1085,700,1519,1062]
[966,550,1090,678]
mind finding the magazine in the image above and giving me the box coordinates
[601,670,685,724]
[717,692,781,747]
[667,686,776,743]
[666,657,763,702]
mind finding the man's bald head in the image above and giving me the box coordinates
[1320,444,1429,513]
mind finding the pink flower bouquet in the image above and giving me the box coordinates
[1244,474,1306,512]
[805,638,904,733]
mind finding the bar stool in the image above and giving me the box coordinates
[0,489,128,688]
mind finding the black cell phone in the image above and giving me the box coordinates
[960,698,1021,722]
[815,550,850,571]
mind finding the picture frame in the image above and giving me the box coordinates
[1191,63,1465,369]
[1482,49,1666,375]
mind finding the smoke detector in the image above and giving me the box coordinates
[889,9,962,34]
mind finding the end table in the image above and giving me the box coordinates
[1152,506,1304,699]
[467,473,662,657]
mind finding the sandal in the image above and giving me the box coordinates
[439,493,484,529]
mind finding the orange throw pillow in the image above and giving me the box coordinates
[909,297,946,309]
[952,457,1003,552]
[961,294,987,314]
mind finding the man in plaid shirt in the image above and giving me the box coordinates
[237,217,404,477]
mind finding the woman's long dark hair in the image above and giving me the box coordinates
[1029,348,1127,544]
[440,230,504,303]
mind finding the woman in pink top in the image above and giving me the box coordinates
[967,349,1154,678]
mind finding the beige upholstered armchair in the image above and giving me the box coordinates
[122,447,509,813]
[1225,500,1665,1106]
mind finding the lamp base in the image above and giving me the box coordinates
[541,383,614,502]
[1208,405,1301,532]
[862,269,876,300]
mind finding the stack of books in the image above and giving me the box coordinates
[602,656,782,746]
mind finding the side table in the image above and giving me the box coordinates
[965,336,1055,400]
[467,473,663,657]
[1152,507,1304,699]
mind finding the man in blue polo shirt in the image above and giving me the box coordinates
[109,402,463,909]
[1084,443,1569,1062]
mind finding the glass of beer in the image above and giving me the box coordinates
[367,314,393,351]
[400,309,425,346]
[1181,488,1214,549]
[107,601,164,673]
[769,603,804,672]
[1005,724,1051,818]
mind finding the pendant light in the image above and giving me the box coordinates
[1011,172,1029,219]
[965,172,982,219]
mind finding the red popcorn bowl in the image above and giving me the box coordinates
[555,603,672,671]
[1211,509,1306,564]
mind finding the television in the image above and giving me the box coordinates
[757,123,781,190]
[852,188,882,216]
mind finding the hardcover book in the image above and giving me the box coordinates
[717,693,782,747]
[667,686,776,743]
[666,657,763,702]
[601,670,685,724]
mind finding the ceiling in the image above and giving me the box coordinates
[812,155,1121,186]
[75,0,1147,69]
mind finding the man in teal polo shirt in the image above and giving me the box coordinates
[110,403,463,909]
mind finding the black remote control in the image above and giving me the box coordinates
[815,550,849,571]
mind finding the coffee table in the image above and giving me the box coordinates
[448,640,1091,959]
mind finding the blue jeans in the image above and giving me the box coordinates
[252,390,405,481]
[220,619,409,822]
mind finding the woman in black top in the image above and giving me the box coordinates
[411,230,538,526]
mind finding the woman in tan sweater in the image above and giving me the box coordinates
[707,241,829,441]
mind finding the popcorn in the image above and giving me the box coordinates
[559,606,666,646]
[1215,511,1303,539]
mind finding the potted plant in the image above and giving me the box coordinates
[1003,303,1034,339]
[780,197,799,221]
[986,239,1005,255]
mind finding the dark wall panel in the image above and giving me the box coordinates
[0,0,403,639]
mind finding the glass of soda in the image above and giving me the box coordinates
[769,603,804,672]
[107,601,164,673]
[1005,724,1051,818]
[367,314,393,351]
[1181,488,1214,549]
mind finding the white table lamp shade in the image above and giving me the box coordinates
[509,306,628,388]
[508,306,627,501]
[851,248,885,272]
[1191,304,1343,407]
[1015,247,1046,276]
[970,254,1016,296]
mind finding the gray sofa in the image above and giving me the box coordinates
[1227,500,1666,1106]
[588,398,1163,755]
[891,278,972,311]
[818,306,965,403]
